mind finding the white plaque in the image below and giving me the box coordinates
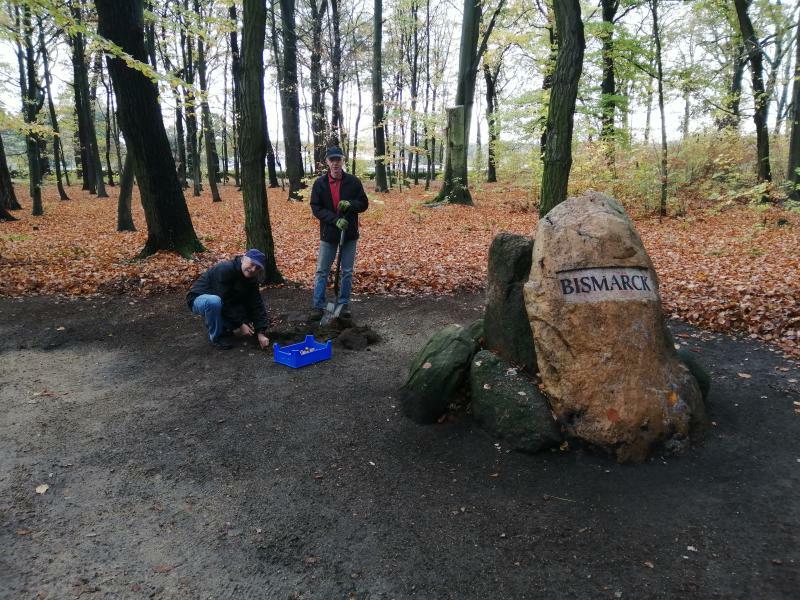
[556,267,657,303]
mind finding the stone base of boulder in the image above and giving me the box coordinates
[470,350,561,453]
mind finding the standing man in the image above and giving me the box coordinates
[310,146,369,320]
[187,249,271,350]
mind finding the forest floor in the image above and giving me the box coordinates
[1,287,799,599]
[0,183,798,357]
[1,183,800,597]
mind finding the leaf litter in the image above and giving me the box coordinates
[1,184,798,357]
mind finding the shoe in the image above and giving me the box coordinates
[210,337,233,350]
[309,308,324,321]
[339,307,352,320]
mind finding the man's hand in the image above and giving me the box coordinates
[257,332,270,349]
[336,218,349,231]
[338,200,351,213]
[238,323,255,336]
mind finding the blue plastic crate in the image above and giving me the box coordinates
[273,335,332,368]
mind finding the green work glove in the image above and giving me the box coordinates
[336,218,349,231]
[338,200,351,213]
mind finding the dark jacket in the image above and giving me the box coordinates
[310,171,369,244]
[186,256,268,333]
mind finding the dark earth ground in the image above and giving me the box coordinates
[1,287,799,600]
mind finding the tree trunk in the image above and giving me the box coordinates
[67,2,94,192]
[309,0,328,172]
[483,62,499,183]
[0,133,19,220]
[652,0,668,218]
[599,0,618,167]
[195,1,222,202]
[279,0,306,200]
[240,0,282,282]
[181,11,202,198]
[39,16,69,200]
[539,0,584,217]
[266,120,280,188]
[22,5,43,216]
[104,80,115,186]
[372,0,388,192]
[734,0,772,197]
[351,64,362,175]
[716,41,745,130]
[89,50,108,197]
[330,0,343,145]
[540,2,557,153]
[117,153,136,232]
[788,14,800,201]
[406,0,420,183]
[229,4,243,188]
[435,0,481,205]
[96,0,203,258]
[222,42,230,184]
[774,41,793,136]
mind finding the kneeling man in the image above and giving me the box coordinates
[187,249,270,350]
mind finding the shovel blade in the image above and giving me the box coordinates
[320,301,337,326]
[320,301,343,326]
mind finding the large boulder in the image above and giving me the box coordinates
[524,192,707,463]
[470,350,561,453]
[399,323,479,424]
[484,233,537,373]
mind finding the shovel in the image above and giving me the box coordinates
[320,226,347,326]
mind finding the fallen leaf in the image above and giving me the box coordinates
[607,408,620,422]
[35,484,49,494]
[152,564,172,573]
[489,472,499,478]
[644,561,654,569]
[737,373,752,379]
[16,529,32,536]
[55,326,65,331]
[421,362,432,369]
[687,545,698,552]
[483,383,491,390]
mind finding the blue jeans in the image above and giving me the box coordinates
[313,239,357,309]
[191,294,234,342]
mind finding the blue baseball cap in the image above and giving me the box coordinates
[325,146,344,159]
[244,249,266,269]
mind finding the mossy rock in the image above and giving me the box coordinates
[677,348,711,402]
[399,323,479,424]
[470,350,561,453]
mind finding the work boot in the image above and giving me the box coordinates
[340,306,352,320]
[308,308,324,321]
[210,337,234,350]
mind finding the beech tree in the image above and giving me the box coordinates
[239,0,281,282]
[0,132,18,221]
[278,0,306,200]
[372,0,389,191]
[195,0,221,202]
[68,0,106,197]
[733,0,772,198]
[538,0,583,217]
[96,0,203,257]
[788,10,800,201]
[117,153,135,232]
[38,15,69,200]
[435,0,504,205]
